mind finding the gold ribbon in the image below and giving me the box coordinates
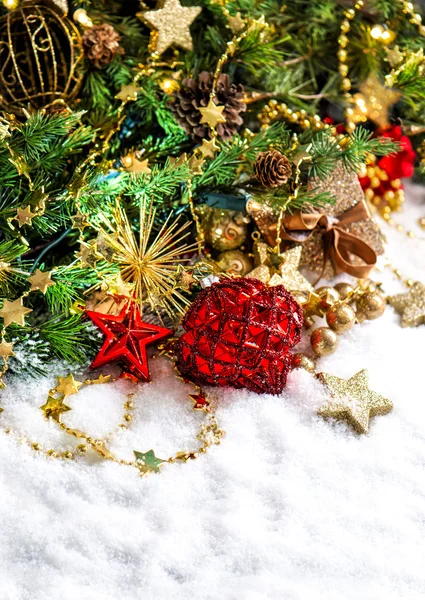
[270,201,377,279]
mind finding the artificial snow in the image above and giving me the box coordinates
[1,183,425,600]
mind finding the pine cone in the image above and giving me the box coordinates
[82,23,124,69]
[254,150,292,188]
[171,71,246,141]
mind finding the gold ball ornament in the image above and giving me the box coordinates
[311,327,339,357]
[196,205,250,252]
[334,282,354,300]
[292,353,316,373]
[356,291,386,321]
[0,2,83,114]
[326,302,356,333]
[316,286,341,306]
[217,250,253,277]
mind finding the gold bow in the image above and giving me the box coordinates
[264,201,377,279]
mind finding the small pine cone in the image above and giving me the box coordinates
[82,23,124,69]
[170,71,246,141]
[254,150,292,188]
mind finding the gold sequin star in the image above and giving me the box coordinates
[40,394,71,422]
[121,154,151,175]
[28,269,54,294]
[0,339,14,358]
[247,243,312,293]
[199,99,226,130]
[387,281,425,327]
[199,137,219,158]
[317,369,393,434]
[55,374,83,397]
[15,206,36,227]
[0,297,32,327]
[274,246,313,293]
[115,84,141,101]
[138,0,202,55]
[71,211,90,232]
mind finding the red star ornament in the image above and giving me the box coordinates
[87,304,172,381]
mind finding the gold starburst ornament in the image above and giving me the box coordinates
[96,201,198,320]
[387,281,425,327]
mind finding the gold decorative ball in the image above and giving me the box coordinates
[311,327,339,356]
[0,4,83,114]
[217,250,253,276]
[356,291,386,320]
[292,353,316,373]
[77,444,88,455]
[334,282,354,300]
[196,205,250,251]
[316,286,341,305]
[326,302,356,333]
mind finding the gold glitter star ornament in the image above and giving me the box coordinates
[199,99,226,130]
[0,298,32,327]
[317,369,393,434]
[387,281,425,327]
[138,0,202,55]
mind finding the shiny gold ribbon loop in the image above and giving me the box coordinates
[279,200,377,279]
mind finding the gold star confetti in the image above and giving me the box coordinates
[227,12,245,33]
[15,206,36,227]
[134,449,165,474]
[199,137,219,159]
[29,188,48,214]
[138,0,201,55]
[86,374,111,385]
[199,99,226,129]
[188,153,205,175]
[247,243,312,293]
[55,374,83,397]
[0,339,14,358]
[40,394,71,422]
[384,45,404,67]
[387,281,425,327]
[76,242,99,268]
[28,269,54,294]
[317,369,393,434]
[71,210,90,232]
[174,265,196,292]
[0,297,32,327]
[115,84,141,101]
[121,154,151,175]
[8,148,31,180]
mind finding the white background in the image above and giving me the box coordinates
[1,183,424,600]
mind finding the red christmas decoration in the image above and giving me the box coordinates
[87,304,172,381]
[377,125,416,180]
[359,125,416,212]
[176,278,303,395]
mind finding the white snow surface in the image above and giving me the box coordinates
[1,183,425,600]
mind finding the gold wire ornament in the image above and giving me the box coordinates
[0,2,84,113]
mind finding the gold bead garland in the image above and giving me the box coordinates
[258,100,335,133]
[0,362,225,477]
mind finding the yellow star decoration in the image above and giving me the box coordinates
[40,394,71,422]
[115,84,141,101]
[55,374,83,397]
[199,137,219,159]
[87,374,111,385]
[317,369,393,434]
[174,265,196,292]
[188,153,205,175]
[71,210,90,232]
[387,281,425,327]
[0,339,14,358]
[15,206,36,227]
[227,12,245,34]
[138,0,202,55]
[0,297,32,327]
[121,154,152,175]
[28,269,54,294]
[199,99,226,130]
[247,243,312,293]
[350,74,401,129]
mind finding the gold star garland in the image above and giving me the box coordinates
[1,359,224,477]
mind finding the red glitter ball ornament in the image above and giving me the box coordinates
[176,278,303,395]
